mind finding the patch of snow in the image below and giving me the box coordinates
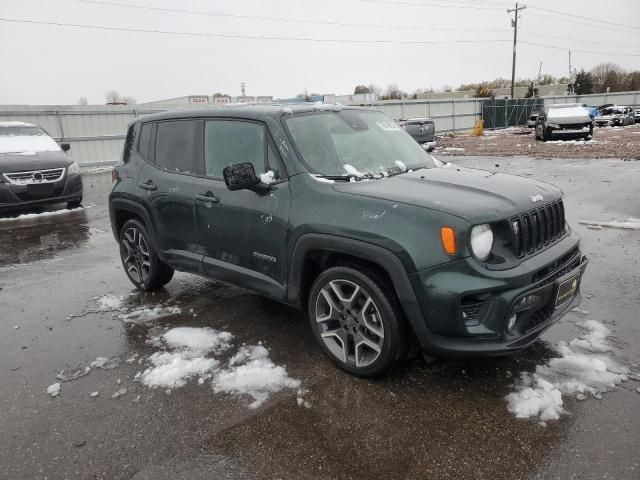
[544,140,598,145]
[47,383,61,397]
[89,356,119,370]
[343,164,364,177]
[0,121,34,127]
[506,320,627,422]
[281,107,293,115]
[213,345,301,409]
[578,218,640,230]
[0,133,61,154]
[163,327,233,354]
[89,391,99,397]
[259,170,275,184]
[0,207,84,222]
[111,387,128,399]
[96,294,125,311]
[444,147,465,152]
[394,160,407,171]
[141,351,219,388]
[118,305,182,324]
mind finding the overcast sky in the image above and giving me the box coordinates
[1,0,639,105]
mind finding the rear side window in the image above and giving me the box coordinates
[138,122,153,160]
[155,120,198,173]
[204,120,266,178]
[122,123,139,163]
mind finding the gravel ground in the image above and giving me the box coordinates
[435,123,640,159]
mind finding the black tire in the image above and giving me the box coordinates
[119,219,174,290]
[543,128,551,142]
[307,265,408,377]
[67,198,82,209]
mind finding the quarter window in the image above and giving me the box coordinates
[138,122,153,160]
[204,120,266,178]
[155,120,198,173]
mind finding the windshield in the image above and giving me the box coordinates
[0,125,61,154]
[285,110,435,178]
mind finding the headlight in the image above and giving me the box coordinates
[548,123,561,129]
[470,224,493,261]
[68,161,80,174]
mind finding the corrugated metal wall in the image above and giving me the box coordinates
[0,105,162,166]
[1,92,637,165]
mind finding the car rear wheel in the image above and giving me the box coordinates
[308,266,407,377]
[119,219,174,290]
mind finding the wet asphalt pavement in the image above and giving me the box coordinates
[1,158,639,480]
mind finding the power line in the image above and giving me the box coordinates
[75,0,510,33]
[0,17,512,45]
[527,5,640,31]
[356,0,507,10]
[528,12,640,35]
[520,40,640,57]
[520,31,640,50]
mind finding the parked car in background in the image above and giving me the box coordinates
[397,117,436,151]
[0,122,82,210]
[527,111,539,128]
[110,105,587,377]
[535,104,593,141]
[634,108,640,123]
[595,106,635,127]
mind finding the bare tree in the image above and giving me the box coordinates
[367,84,382,97]
[121,96,137,105]
[105,90,122,104]
[383,83,405,100]
[77,96,88,105]
[591,62,625,93]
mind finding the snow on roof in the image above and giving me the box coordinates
[0,121,36,127]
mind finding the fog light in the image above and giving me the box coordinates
[507,314,517,333]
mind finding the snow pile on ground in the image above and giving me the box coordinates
[213,345,301,409]
[544,140,598,145]
[138,327,300,407]
[0,207,84,222]
[96,294,126,311]
[141,327,231,389]
[443,147,465,152]
[118,305,182,324]
[505,320,628,422]
[578,218,640,230]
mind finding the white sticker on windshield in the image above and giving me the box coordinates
[376,121,401,132]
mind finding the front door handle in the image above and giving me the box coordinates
[195,192,220,204]
[138,180,157,191]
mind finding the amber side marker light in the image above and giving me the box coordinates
[440,226,456,255]
[111,169,118,183]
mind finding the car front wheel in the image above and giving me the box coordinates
[119,219,174,290]
[308,266,407,377]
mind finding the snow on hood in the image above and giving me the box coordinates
[547,106,591,122]
[0,133,61,154]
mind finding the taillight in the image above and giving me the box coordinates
[111,169,118,183]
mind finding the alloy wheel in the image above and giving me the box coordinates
[120,227,151,284]
[315,279,385,368]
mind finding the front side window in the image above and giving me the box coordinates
[204,120,265,178]
[155,120,198,173]
[285,110,435,177]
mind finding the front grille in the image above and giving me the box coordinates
[558,123,589,129]
[511,200,566,258]
[526,305,554,332]
[4,167,65,185]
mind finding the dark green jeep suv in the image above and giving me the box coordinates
[109,105,587,377]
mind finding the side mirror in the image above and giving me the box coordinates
[60,143,71,152]
[223,162,261,191]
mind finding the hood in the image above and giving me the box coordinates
[0,150,72,173]
[331,167,562,223]
[550,114,591,124]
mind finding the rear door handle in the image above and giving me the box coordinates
[138,180,157,191]
[195,192,220,203]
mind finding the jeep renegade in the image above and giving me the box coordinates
[109,105,588,377]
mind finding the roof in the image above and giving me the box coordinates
[0,121,36,127]
[134,103,372,123]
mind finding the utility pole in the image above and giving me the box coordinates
[507,2,526,99]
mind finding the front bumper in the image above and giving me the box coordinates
[550,127,591,136]
[0,172,83,210]
[421,141,436,151]
[527,121,536,128]
[408,233,587,357]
